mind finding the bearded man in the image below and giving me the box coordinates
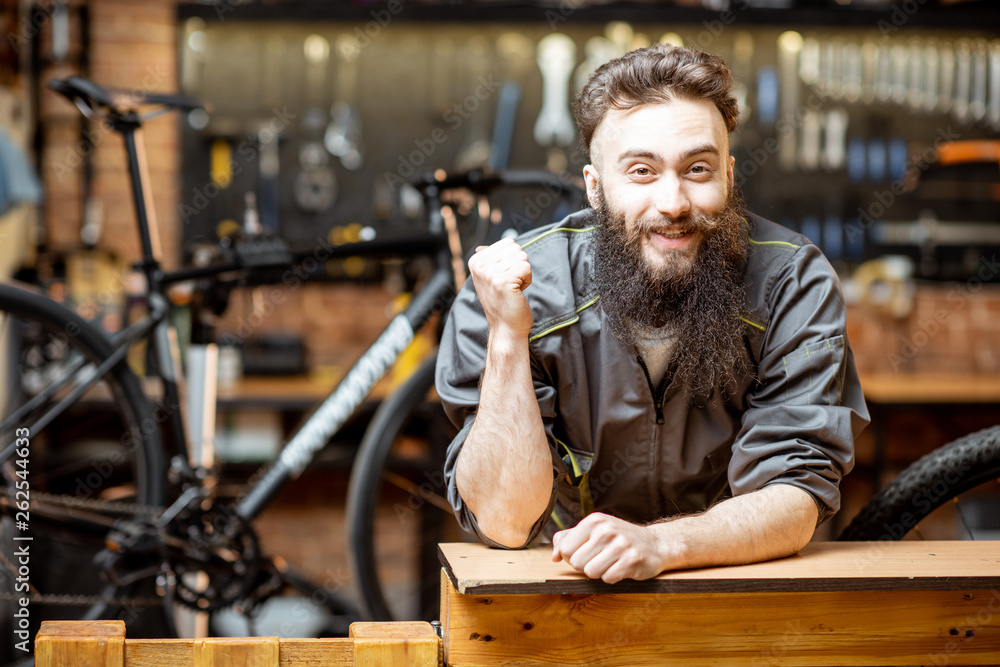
[435,43,870,582]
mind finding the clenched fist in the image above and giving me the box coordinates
[468,238,534,342]
[552,513,668,584]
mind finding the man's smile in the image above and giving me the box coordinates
[648,227,697,250]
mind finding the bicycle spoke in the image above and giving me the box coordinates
[2,342,131,462]
[0,353,89,436]
[951,497,977,540]
[382,470,453,514]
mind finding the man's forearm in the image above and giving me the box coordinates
[455,333,553,547]
[652,484,818,571]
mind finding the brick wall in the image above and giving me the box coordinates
[40,0,179,268]
[848,284,1000,376]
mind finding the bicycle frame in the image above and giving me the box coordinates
[237,258,453,518]
[104,103,461,528]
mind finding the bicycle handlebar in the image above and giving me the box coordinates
[410,167,584,198]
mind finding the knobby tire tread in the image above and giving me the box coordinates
[838,426,1000,541]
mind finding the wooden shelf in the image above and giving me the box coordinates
[860,371,1000,404]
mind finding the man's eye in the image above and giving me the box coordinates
[690,166,707,174]
[632,167,651,176]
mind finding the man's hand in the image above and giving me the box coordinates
[551,513,666,584]
[468,238,533,342]
[552,486,818,582]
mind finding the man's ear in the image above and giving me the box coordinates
[583,164,600,209]
[727,154,735,191]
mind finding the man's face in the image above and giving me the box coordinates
[583,98,735,278]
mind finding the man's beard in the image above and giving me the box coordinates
[590,186,751,399]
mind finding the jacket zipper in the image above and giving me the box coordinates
[636,355,668,425]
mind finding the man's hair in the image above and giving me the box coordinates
[574,43,740,157]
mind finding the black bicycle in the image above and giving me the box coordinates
[0,76,584,664]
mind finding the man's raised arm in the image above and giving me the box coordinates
[454,238,554,548]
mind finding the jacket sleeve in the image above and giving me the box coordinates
[434,278,561,548]
[728,243,870,521]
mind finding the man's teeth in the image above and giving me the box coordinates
[656,229,689,238]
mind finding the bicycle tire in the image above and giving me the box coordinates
[838,425,1000,541]
[0,281,166,663]
[346,353,459,621]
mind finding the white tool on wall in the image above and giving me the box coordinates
[907,39,923,112]
[534,33,577,171]
[799,109,822,172]
[825,39,843,100]
[843,41,862,104]
[324,34,364,171]
[861,41,877,105]
[954,39,972,124]
[455,36,495,170]
[922,42,939,114]
[891,43,908,106]
[874,42,892,103]
[970,39,989,123]
[732,32,754,126]
[575,36,616,93]
[605,21,634,59]
[821,108,849,172]
[938,42,954,114]
[989,40,1000,130]
[778,31,802,172]
[296,34,338,212]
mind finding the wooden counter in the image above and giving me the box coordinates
[439,541,1000,666]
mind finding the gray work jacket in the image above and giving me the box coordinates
[435,209,870,547]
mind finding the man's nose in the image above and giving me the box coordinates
[653,175,691,219]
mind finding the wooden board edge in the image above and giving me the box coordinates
[454,575,1000,596]
[437,543,464,594]
[440,569,452,667]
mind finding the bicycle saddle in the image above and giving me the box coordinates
[48,76,204,112]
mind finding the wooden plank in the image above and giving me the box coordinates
[125,639,193,667]
[442,575,1000,666]
[193,637,279,667]
[277,638,354,666]
[35,620,125,667]
[125,638,356,667]
[440,568,452,667]
[439,541,1000,595]
[349,621,439,666]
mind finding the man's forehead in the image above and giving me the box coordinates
[591,99,729,162]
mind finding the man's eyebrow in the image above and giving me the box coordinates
[616,144,721,164]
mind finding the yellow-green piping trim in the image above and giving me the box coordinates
[743,219,802,249]
[575,294,600,313]
[530,317,579,342]
[528,295,601,342]
[739,316,766,331]
[522,225,598,249]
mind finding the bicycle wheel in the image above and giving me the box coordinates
[0,281,167,664]
[839,426,1000,541]
[346,353,462,621]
